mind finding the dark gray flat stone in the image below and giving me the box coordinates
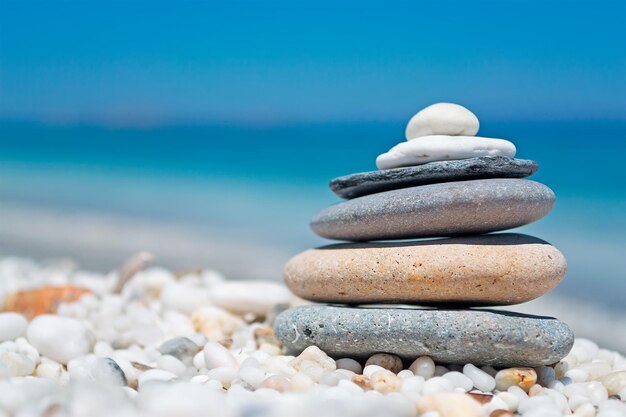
[311,178,555,241]
[330,156,538,199]
[274,305,574,367]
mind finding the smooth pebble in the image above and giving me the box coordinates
[405,102,480,140]
[377,135,515,169]
[26,315,94,365]
[409,356,436,379]
[442,371,473,391]
[203,342,238,370]
[336,358,362,374]
[0,313,28,342]
[464,363,496,392]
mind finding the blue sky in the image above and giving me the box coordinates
[1,0,624,126]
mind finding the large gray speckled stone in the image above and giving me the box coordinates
[274,305,574,367]
[330,156,538,199]
[311,178,555,241]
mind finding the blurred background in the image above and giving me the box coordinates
[1,1,625,348]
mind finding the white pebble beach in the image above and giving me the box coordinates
[0,257,624,417]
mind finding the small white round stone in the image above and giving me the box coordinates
[405,103,480,140]
[35,358,68,382]
[363,364,386,378]
[156,355,187,376]
[376,135,516,169]
[397,369,414,379]
[26,315,94,365]
[496,391,519,411]
[422,376,455,394]
[203,342,238,370]
[409,356,435,379]
[335,358,362,374]
[67,355,127,386]
[442,371,473,391]
[0,313,28,342]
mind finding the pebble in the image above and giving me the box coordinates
[442,371,474,391]
[597,371,626,396]
[417,392,482,417]
[156,355,187,376]
[370,369,402,393]
[158,337,200,363]
[137,369,177,388]
[160,282,211,314]
[284,233,566,306]
[191,306,243,341]
[260,374,291,392]
[365,353,403,374]
[36,359,68,382]
[26,314,94,365]
[336,358,363,374]
[376,135,516,169]
[464,364,496,392]
[311,179,555,241]
[409,356,436,379]
[0,351,35,377]
[578,361,612,379]
[330,156,538,199]
[0,313,28,342]
[405,102,480,139]
[209,281,292,316]
[495,367,537,392]
[496,391,519,411]
[67,355,128,386]
[203,342,238,370]
[274,305,574,367]
[422,376,455,395]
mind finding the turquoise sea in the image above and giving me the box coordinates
[0,120,625,310]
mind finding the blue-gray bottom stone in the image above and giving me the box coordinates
[311,178,555,241]
[274,305,574,367]
[330,156,538,199]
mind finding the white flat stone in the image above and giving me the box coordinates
[376,135,516,169]
[406,103,479,140]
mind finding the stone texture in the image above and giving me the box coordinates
[274,305,574,367]
[330,157,538,199]
[284,233,566,306]
[311,179,555,241]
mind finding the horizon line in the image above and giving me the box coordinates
[1,116,625,130]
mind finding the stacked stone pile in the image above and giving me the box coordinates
[274,103,575,367]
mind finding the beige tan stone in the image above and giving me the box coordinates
[284,233,566,306]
